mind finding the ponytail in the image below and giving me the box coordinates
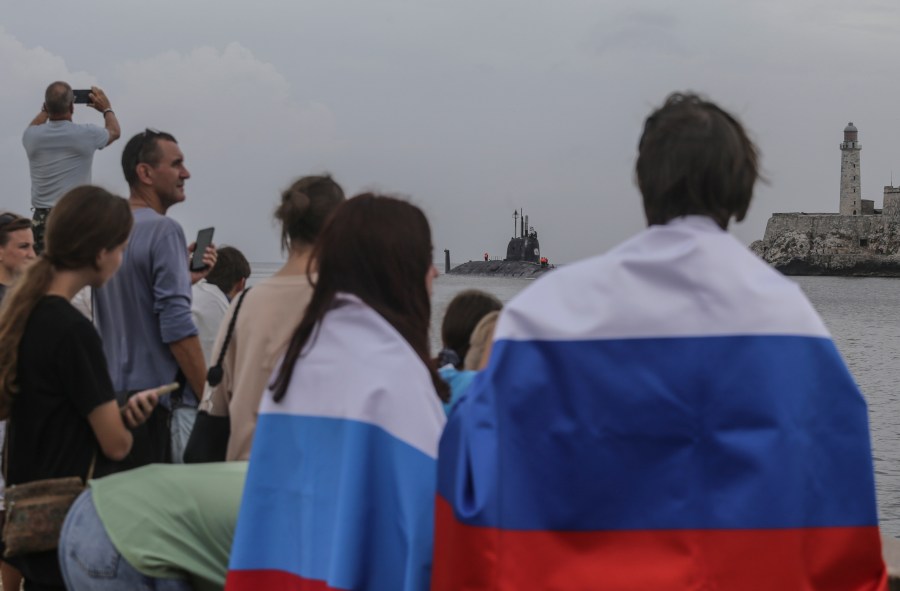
[0,185,132,419]
[0,258,55,419]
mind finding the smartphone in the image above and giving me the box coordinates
[72,89,91,104]
[190,227,215,272]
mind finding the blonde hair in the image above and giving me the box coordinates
[464,310,500,371]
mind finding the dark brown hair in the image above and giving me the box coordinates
[0,186,133,418]
[440,290,502,369]
[276,175,345,253]
[0,213,33,247]
[205,246,251,295]
[270,193,449,403]
[636,92,760,229]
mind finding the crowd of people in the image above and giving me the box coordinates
[0,81,889,590]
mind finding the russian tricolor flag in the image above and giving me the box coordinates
[434,217,887,590]
[227,294,446,591]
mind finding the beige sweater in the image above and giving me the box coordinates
[200,274,314,461]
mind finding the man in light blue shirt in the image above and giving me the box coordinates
[22,81,121,253]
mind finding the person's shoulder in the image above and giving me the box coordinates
[502,247,614,318]
[192,279,214,294]
[72,122,103,132]
[251,274,313,296]
[38,294,84,316]
[158,215,185,236]
[439,365,476,391]
[36,296,98,340]
[134,209,184,238]
[690,221,807,295]
[497,219,827,343]
[269,294,445,453]
[325,296,430,374]
[715,231,821,322]
[190,280,207,301]
[134,207,175,226]
[238,276,310,311]
[22,123,46,144]
[193,280,228,306]
[77,122,109,144]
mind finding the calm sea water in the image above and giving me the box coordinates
[252,263,900,534]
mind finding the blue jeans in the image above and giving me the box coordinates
[58,489,192,591]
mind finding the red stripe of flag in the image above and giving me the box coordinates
[226,569,345,591]
[433,496,887,591]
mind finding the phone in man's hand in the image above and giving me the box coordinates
[72,89,91,104]
[190,227,215,272]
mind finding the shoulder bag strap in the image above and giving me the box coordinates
[206,287,252,387]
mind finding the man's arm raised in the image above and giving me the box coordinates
[89,86,120,146]
[29,106,49,127]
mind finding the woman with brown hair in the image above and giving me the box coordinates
[226,194,447,591]
[0,186,161,590]
[0,213,34,591]
[196,174,345,461]
[436,289,501,369]
[436,289,502,413]
[0,213,36,302]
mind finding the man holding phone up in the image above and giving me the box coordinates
[94,129,217,465]
[22,81,121,253]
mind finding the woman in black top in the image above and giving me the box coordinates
[0,187,161,590]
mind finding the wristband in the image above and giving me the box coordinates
[103,108,114,116]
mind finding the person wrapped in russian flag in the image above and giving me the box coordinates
[226,194,447,590]
[433,93,888,590]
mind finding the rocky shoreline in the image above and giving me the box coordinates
[750,235,900,277]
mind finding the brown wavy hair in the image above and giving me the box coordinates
[270,193,449,403]
[0,186,133,418]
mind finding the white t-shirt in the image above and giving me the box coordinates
[22,120,109,209]
[191,280,230,364]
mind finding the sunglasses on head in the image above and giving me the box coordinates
[136,128,165,165]
[0,213,19,229]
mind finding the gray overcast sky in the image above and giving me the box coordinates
[2,0,900,264]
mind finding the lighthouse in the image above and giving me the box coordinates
[840,122,861,216]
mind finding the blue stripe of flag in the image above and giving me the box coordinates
[230,414,436,591]
[439,335,878,531]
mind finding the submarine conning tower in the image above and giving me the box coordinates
[505,208,541,263]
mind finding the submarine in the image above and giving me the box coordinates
[446,209,554,278]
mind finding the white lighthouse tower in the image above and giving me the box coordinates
[840,122,861,216]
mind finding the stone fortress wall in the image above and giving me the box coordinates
[752,123,900,275]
